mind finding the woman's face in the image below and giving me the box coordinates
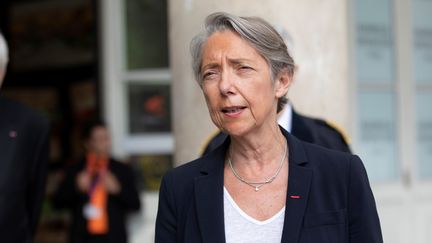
[200,30,289,137]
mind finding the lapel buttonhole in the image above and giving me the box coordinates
[9,130,17,138]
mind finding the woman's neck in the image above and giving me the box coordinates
[229,123,286,169]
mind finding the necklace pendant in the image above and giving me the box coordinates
[255,186,259,192]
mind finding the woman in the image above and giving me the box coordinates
[155,12,383,243]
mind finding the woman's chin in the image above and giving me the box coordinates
[221,124,254,138]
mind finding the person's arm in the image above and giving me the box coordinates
[26,120,49,236]
[107,164,141,211]
[155,172,177,243]
[348,155,383,243]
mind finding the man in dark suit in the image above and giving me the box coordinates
[0,32,50,242]
[202,102,351,155]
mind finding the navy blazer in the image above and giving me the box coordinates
[155,128,383,243]
[0,97,49,243]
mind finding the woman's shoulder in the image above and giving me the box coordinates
[299,140,357,172]
[162,156,210,187]
[298,141,370,195]
[169,157,204,176]
[159,156,214,207]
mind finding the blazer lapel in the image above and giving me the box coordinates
[194,140,228,243]
[281,129,313,243]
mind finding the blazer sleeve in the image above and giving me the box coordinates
[155,172,178,243]
[348,155,383,243]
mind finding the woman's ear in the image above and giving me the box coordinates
[275,69,293,98]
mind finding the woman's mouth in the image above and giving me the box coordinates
[221,106,246,117]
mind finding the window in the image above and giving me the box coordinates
[354,0,399,181]
[412,0,432,179]
[122,0,172,154]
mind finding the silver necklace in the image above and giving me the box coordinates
[227,140,287,192]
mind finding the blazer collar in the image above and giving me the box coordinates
[281,127,313,242]
[195,127,312,243]
[199,126,308,172]
[194,139,227,243]
[282,126,308,166]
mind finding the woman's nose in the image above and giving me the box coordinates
[219,71,236,96]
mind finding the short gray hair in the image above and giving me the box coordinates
[0,32,9,71]
[190,12,295,112]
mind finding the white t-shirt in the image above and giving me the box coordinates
[224,187,285,243]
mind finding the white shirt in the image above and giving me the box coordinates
[277,102,292,132]
[224,187,285,243]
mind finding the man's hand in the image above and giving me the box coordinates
[76,171,91,193]
[101,170,121,194]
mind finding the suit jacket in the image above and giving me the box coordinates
[156,128,383,243]
[202,109,351,155]
[0,97,50,243]
[53,158,141,243]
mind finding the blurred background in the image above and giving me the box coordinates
[0,0,431,242]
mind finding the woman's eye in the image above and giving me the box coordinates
[203,72,217,80]
[239,66,252,71]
